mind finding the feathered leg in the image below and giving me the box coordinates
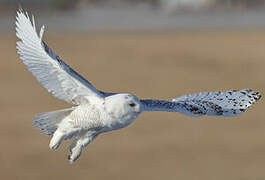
[49,130,65,150]
[68,132,98,164]
[49,117,81,150]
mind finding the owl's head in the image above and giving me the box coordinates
[104,93,142,120]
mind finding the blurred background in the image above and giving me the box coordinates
[1,0,265,180]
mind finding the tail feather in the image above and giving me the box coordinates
[33,108,74,136]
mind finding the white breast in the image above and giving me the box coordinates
[69,104,106,130]
[69,103,139,133]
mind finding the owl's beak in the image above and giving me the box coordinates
[135,104,142,113]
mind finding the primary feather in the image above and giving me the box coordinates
[16,9,104,105]
[141,89,261,117]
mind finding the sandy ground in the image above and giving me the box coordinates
[0,30,265,180]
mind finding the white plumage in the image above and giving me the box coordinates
[16,9,261,163]
[16,10,103,105]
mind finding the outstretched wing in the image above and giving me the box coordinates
[141,89,261,117]
[16,10,105,105]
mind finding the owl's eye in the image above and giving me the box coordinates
[129,103,136,107]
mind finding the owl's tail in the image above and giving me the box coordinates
[33,108,74,136]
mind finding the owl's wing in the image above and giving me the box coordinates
[16,10,107,105]
[140,89,261,117]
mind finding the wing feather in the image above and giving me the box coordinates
[16,10,104,105]
[141,89,261,117]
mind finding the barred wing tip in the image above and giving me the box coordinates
[140,89,261,117]
[172,89,261,117]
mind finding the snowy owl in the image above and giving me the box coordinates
[16,10,261,163]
